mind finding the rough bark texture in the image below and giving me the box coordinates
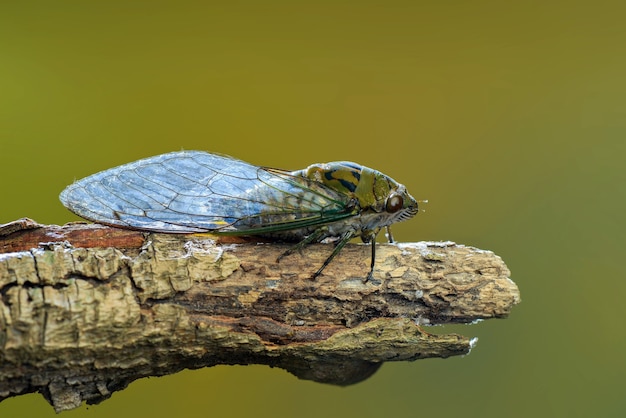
[0,219,520,412]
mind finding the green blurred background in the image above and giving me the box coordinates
[1,1,624,417]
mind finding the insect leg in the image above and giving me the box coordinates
[385,226,395,243]
[311,230,354,279]
[276,227,328,262]
[362,229,384,282]
[365,237,376,282]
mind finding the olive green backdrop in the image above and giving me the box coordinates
[1,1,624,417]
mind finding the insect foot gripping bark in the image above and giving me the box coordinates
[60,151,419,281]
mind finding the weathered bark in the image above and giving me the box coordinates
[0,219,519,412]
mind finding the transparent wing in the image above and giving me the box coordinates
[60,151,355,234]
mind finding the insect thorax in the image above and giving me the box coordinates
[297,161,399,213]
[282,161,417,242]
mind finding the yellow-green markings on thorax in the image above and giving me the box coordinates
[302,162,395,212]
[297,161,417,280]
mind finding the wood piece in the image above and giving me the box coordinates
[0,222,519,412]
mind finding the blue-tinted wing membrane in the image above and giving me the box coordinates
[60,151,265,232]
[149,160,354,234]
[221,167,355,233]
[60,151,236,232]
[60,151,355,234]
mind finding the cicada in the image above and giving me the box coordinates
[60,151,419,280]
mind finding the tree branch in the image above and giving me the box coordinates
[0,219,519,412]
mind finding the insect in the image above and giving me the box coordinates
[60,151,419,280]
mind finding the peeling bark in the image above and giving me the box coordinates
[0,219,520,412]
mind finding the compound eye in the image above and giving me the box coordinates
[385,192,404,213]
